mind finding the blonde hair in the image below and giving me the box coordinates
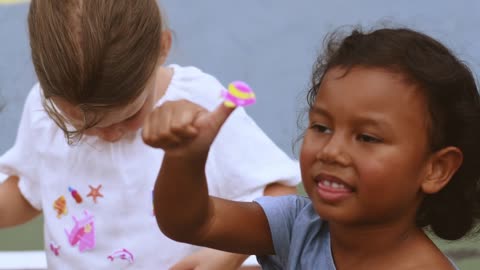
[28,0,163,142]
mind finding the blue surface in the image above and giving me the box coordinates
[2,0,480,156]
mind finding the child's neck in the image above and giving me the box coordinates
[329,219,445,269]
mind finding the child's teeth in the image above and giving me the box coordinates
[321,180,347,189]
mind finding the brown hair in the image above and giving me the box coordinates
[307,27,480,240]
[28,0,163,142]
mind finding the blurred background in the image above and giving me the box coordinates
[0,0,479,269]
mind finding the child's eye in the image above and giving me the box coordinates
[357,134,382,143]
[310,124,332,134]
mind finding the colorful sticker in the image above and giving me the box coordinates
[53,196,68,218]
[68,186,83,204]
[107,248,134,264]
[49,242,60,256]
[87,184,103,204]
[64,211,95,252]
[221,81,256,108]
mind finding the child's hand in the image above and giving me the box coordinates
[142,99,234,158]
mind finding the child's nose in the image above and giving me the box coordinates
[316,133,350,166]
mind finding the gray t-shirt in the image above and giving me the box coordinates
[255,195,336,270]
[255,195,460,270]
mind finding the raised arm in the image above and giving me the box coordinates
[143,100,274,255]
[0,175,41,228]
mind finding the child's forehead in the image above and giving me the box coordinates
[319,67,421,99]
[313,67,428,118]
[323,66,406,84]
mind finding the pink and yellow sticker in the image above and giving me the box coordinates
[221,81,256,108]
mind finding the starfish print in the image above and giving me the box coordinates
[87,184,103,203]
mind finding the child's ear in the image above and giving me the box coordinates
[158,30,172,64]
[421,146,463,194]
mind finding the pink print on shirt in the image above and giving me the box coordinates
[107,248,134,264]
[64,210,96,252]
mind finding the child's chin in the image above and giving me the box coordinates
[312,200,353,223]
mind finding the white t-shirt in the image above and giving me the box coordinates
[0,65,301,270]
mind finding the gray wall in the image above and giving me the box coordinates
[1,0,480,250]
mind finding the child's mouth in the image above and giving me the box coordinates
[314,174,354,202]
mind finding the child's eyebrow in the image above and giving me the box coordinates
[310,105,393,131]
[353,116,392,130]
[309,106,331,118]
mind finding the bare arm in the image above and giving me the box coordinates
[144,100,277,255]
[0,175,41,228]
[154,153,274,255]
[168,179,298,269]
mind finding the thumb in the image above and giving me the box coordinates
[195,80,256,142]
[195,102,235,135]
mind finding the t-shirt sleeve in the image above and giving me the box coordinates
[0,84,44,210]
[254,195,310,268]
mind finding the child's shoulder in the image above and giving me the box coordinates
[169,64,218,81]
[24,83,43,108]
[166,64,225,109]
[385,234,460,270]
[20,83,52,130]
[392,252,459,270]
[256,195,333,269]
